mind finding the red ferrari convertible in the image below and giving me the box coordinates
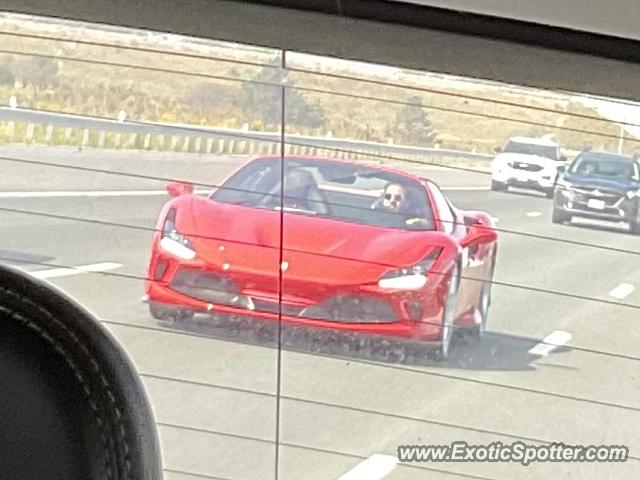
[144,156,497,358]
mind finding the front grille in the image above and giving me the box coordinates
[300,295,398,323]
[170,269,239,303]
[573,188,624,206]
[511,162,543,172]
[251,299,305,316]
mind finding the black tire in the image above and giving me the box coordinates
[436,264,459,361]
[491,180,507,192]
[470,246,497,339]
[552,207,571,224]
[149,302,194,325]
[630,211,640,235]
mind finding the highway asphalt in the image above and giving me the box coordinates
[1,147,640,479]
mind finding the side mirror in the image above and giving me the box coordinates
[556,165,566,174]
[166,181,194,197]
[461,223,497,248]
[559,155,567,162]
[494,146,503,154]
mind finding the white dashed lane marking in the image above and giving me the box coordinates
[30,262,122,279]
[337,454,398,480]
[528,330,572,356]
[609,283,634,300]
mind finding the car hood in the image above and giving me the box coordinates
[494,153,560,168]
[563,174,639,193]
[188,198,452,286]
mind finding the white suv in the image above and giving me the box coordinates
[491,137,566,198]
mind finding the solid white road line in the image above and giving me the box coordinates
[441,186,491,191]
[609,283,635,300]
[0,189,210,198]
[528,330,572,356]
[337,454,398,480]
[526,211,542,217]
[30,262,122,279]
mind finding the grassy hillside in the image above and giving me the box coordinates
[0,13,633,154]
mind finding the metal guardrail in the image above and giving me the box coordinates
[0,106,493,163]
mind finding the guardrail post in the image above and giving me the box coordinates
[170,135,179,151]
[114,133,122,148]
[182,136,191,152]
[216,138,225,154]
[98,131,106,148]
[143,133,151,150]
[205,137,214,153]
[126,133,137,149]
[25,123,35,144]
[81,128,90,147]
[228,139,235,154]
[6,121,14,142]
[45,125,54,144]
[194,137,202,153]
[64,127,72,144]
[154,134,163,150]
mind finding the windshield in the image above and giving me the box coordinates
[211,158,436,230]
[568,155,638,181]
[7,12,640,480]
[503,140,558,160]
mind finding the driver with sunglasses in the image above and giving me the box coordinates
[373,182,429,227]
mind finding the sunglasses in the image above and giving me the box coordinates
[384,193,404,202]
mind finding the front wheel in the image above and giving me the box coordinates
[436,264,459,360]
[470,247,497,339]
[552,207,571,224]
[630,210,640,235]
[491,180,507,192]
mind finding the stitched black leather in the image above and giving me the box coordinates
[0,264,162,480]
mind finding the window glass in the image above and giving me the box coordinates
[427,181,456,233]
[568,153,636,180]
[1,11,640,480]
[503,139,559,160]
[0,12,282,479]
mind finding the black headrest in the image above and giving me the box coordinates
[0,263,162,480]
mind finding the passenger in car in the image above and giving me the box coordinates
[283,168,330,214]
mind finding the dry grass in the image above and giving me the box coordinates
[0,15,633,155]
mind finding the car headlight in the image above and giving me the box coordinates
[159,208,196,260]
[625,189,640,199]
[556,178,573,189]
[378,248,442,290]
[560,188,574,200]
